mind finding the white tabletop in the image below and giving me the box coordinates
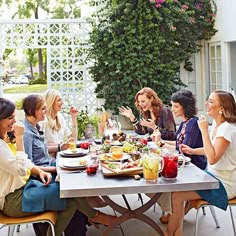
[58,160,219,198]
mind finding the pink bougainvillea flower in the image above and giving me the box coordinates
[182,5,189,9]
[195,4,201,9]
[156,3,162,8]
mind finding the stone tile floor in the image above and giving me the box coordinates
[0,194,234,236]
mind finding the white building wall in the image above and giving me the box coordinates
[211,0,236,42]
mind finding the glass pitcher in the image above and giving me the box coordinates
[161,149,185,181]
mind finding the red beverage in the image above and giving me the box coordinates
[140,138,148,146]
[80,141,89,149]
[162,155,178,180]
[86,162,98,175]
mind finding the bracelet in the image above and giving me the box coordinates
[57,144,61,151]
[157,140,165,147]
[131,118,138,124]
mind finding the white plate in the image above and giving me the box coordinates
[178,155,191,163]
[60,148,89,157]
[111,141,123,146]
[62,159,87,169]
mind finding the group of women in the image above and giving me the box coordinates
[0,86,236,236]
[120,87,236,236]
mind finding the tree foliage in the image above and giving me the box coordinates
[87,0,217,114]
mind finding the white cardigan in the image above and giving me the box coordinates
[0,139,34,210]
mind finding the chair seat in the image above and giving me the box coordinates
[0,211,57,225]
[190,197,236,236]
[190,196,236,209]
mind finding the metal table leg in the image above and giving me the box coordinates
[101,193,164,236]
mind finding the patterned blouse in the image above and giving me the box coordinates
[176,116,207,170]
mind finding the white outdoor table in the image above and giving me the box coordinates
[58,157,219,236]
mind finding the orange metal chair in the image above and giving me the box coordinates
[0,211,57,236]
[190,197,236,236]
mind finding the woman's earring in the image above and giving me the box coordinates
[219,110,223,115]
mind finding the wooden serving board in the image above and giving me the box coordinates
[101,162,143,176]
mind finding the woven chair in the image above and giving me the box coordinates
[190,197,236,236]
[0,211,57,236]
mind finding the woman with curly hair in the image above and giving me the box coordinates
[153,89,207,170]
[119,87,176,140]
[152,89,207,224]
[163,90,236,235]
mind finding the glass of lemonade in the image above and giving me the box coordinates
[69,140,77,152]
[142,153,161,182]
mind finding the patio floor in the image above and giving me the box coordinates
[0,194,234,236]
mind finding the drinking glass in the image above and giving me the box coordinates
[68,140,76,151]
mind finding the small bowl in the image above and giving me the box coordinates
[112,152,123,160]
[110,146,123,153]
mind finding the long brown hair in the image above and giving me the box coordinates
[214,90,236,123]
[0,98,16,142]
[134,87,163,119]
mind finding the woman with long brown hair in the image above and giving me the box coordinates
[119,87,176,140]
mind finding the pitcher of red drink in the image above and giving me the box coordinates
[161,149,185,181]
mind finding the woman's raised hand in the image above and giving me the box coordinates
[140,118,156,129]
[13,121,25,138]
[119,106,135,120]
[151,129,161,143]
[69,106,79,118]
[197,115,208,132]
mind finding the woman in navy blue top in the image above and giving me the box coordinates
[153,89,207,170]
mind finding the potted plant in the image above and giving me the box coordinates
[77,110,100,140]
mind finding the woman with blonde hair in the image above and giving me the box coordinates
[0,97,116,236]
[119,87,176,140]
[40,89,78,158]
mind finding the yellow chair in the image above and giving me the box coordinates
[0,211,57,236]
[190,197,236,236]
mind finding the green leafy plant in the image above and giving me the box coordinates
[87,0,217,115]
[76,110,101,139]
[15,97,24,110]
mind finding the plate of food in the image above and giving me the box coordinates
[61,159,88,169]
[60,148,89,157]
[178,154,191,164]
[101,159,143,175]
[100,153,130,162]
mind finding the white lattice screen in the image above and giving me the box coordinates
[0,19,98,115]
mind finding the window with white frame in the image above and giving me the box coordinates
[209,44,222,90]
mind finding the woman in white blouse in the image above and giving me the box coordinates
[40,89,78,158]
[164,90,236,236]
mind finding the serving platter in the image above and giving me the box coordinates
[101,161,143,175]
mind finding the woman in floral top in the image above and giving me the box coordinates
[152,89,207,224]
[152,89,207,170]
[119,87,176,140]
